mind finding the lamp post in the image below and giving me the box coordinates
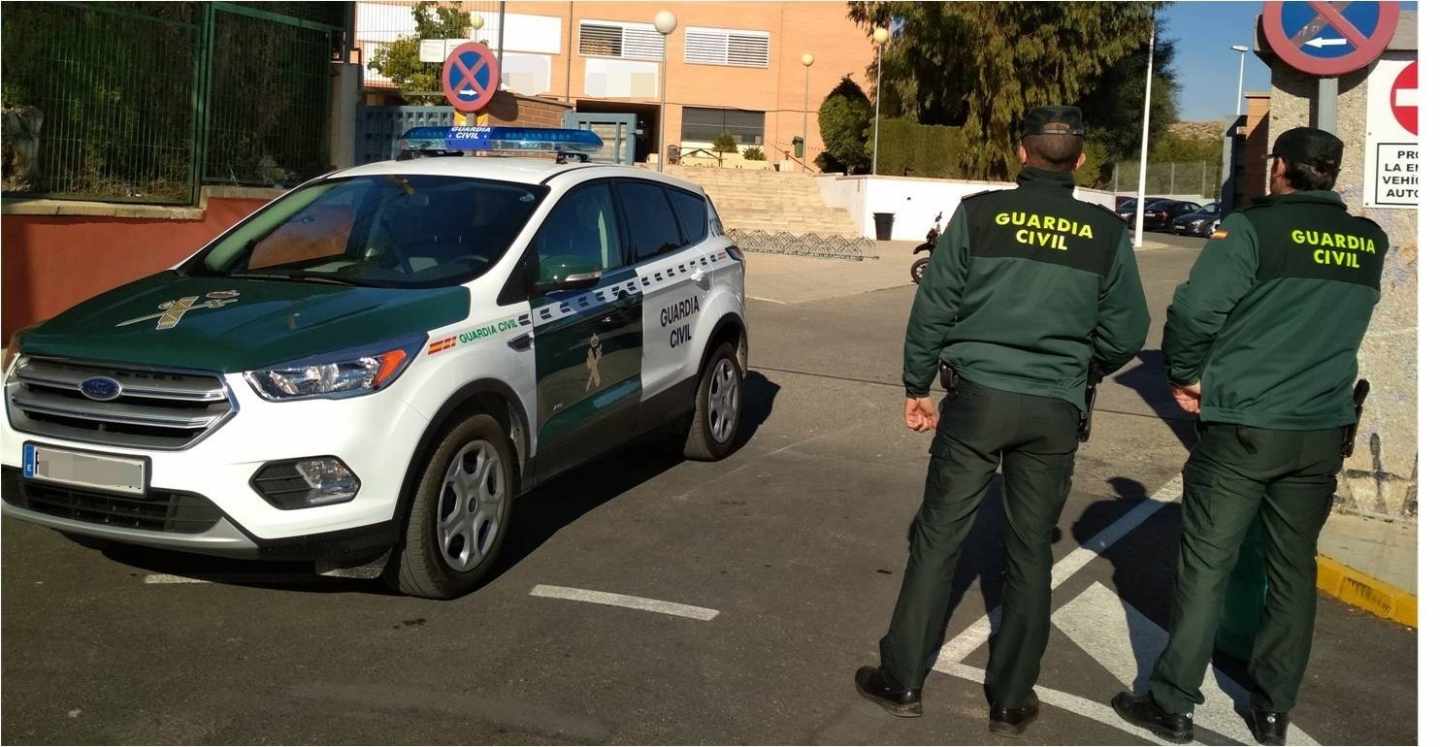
[654,10,677,172]
[870,25,889,176]
[1221,44,1250,211]
[801,52,814,162]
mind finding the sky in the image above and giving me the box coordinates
[1163,1,1419,122]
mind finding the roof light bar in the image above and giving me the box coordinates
[397,126,604,159]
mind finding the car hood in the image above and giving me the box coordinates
[18,272,470,372]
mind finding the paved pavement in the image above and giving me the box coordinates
[0,235,1417,744]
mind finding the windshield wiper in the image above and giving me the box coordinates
[229,272,361,287]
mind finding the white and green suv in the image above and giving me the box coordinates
[2,129,747,598]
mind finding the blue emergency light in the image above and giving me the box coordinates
[397,126,604,161]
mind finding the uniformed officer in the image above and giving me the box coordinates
[854,106,1149,735]
[1111,127,1389,746]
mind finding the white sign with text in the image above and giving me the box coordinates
[1363,55,1419,208]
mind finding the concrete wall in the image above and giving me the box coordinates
[1266,51,1417,521]
[1,189,281,339]
[817,174,1119,241]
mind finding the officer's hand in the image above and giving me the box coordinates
[1170,383,1202,415]
[905,396,938,432]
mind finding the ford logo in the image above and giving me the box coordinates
[79,377,122,402]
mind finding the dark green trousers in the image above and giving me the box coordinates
[1150,422,1343,716]
[880,378,1079,706]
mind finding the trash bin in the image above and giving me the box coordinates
[792,135,806,159]
[1215,517,1268,660]
[666,144,681,165]
[873,212,895,241]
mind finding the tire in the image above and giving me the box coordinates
[910,257,929,284]
[388,413,516,599]
[683,341,743,461]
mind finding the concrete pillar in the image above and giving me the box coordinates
[329,62,361,170]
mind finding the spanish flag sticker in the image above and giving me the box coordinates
[1212,229,1229,239]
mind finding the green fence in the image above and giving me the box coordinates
[1,1,345,205]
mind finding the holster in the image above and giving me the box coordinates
[1342,379,1370,458]
[939,361,958,392]
[1079,363,1103,442]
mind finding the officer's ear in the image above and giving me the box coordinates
[1016,143,1029,166]
[1073,150,1086,172]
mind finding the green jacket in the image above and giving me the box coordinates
[1162,190,1389,430]
[903,167,1150,412]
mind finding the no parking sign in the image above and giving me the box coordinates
[1364,57,1419,208]
[442,42,500,113]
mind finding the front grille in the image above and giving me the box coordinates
[6,357,235,450]
[2,466,223,534]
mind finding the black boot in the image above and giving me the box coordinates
[1247,706,1289,746]
[989,691,1040,737]
[853,666,922,717]
[1110,691,1194,744]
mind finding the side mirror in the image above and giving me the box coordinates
[535,269,602,295]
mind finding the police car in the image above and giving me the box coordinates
[1,127,748,598]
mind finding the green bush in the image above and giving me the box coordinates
[817,77,872,173]
[712,133,737,166]
[742,146,765,161]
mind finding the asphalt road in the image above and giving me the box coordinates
[1,233,1417,744]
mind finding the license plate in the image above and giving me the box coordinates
[22,443,146,496]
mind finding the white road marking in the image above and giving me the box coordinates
[934,474,1185,668]
[1054,582,1319,745]
[530,584,719,621]
[142,573,317,585]
[744,295,789,305]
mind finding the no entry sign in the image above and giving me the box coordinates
[1262,1,1400,76]
[442,42,500,113]
[1364,57,1418,209]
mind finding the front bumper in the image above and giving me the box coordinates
[2,370,430,557]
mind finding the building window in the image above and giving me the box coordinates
[683,27,770,68]
[578,20,663,62]
[681,107,765,146]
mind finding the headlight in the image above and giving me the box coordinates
[244,336,423,401]
[3,325,38,380]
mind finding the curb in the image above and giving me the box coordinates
[1316,554,1417,628]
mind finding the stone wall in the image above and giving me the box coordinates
[1268,54,1418,521]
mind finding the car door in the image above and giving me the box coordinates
[524,180,644,482]
[614,180,712,427]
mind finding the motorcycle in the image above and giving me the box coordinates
[911,211,944,284]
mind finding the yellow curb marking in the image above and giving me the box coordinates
[1316,554,1417,628]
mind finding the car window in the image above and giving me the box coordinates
[187,175,544,288]
[616,181,683,261]
[529,181,623,286]
[666,187,709,246]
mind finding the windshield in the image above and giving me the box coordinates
[184,175,546,288]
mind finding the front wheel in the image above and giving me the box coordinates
[910,257,929,284]
[388,413,516,599]
[683,342,743,461]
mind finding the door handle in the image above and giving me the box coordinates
[508,333,532,351]
[690,268,710,290]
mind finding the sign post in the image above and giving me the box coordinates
[1262,1,1401,133]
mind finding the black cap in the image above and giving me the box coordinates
[1022,106,1085,137]
[1269,127,1343,171]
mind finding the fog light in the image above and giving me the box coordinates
[251,457,360,509]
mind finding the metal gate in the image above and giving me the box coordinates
[563,112,636,164]
[355,106,453,165]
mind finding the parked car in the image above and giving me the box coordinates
[1115,197,1168,226]
[1143,200,1202,231]
[1169,201,1224,235]
[1,126,749,599]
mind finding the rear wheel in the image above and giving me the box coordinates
[388,413,515,599]
[910,257,929,284]
[683,341,743,461]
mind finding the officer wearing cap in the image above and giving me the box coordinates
[854,106,1149,734]
[1111,127,1389,746]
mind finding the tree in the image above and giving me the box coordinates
[846,2,1174,179]
[816,76,873,174]
[712,133,737,167]
[368,1,473,104]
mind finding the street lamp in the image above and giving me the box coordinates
[654,10,677,173]
[1231,45,1250,116]
[801,52,815,164]
[870,25,889,176]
